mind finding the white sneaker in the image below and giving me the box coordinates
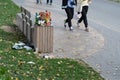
[69,27,74,31]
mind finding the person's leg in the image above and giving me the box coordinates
[65,8,72,28]
[65,8,74,31]
[64,8,69,28]
[36,0,39,4]
[50,0,52,5]
[70,8,74,19]
[40,0,42,4]
[47,0,49,4]
[78,15,83,23]
[69,8,74,30]
[82,6,88,31]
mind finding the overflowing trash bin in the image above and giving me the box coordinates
[32,10,53,53]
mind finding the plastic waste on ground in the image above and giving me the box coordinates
[12,41,32,51]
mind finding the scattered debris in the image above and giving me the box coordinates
[27,61,35,64]
[24,46,32,51]
[0,25,15,33]
[12,41,32,50]
[43,55,54,59]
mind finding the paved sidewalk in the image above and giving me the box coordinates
[12,0,104,59]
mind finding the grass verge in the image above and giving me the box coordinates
[0,0,104,80]
[110,0,120,2]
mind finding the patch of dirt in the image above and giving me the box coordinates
[0,3,8,5]
[0,25,16,33]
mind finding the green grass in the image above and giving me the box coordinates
[0,0,104,80]
[110,0,120,2]
[0,0,20,26]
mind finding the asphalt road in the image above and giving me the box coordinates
[84,0,120,80]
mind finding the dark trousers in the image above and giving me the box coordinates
[47,0,52,4]
[78,6,88,28]
[65,7,74,28]
[36,0,42,4]
[36,0,39,4]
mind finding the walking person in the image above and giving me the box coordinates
[77,0,91,32]
[46,0,52,5]
[62,0,76,31]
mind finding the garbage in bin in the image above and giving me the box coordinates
[35,10,51,27]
